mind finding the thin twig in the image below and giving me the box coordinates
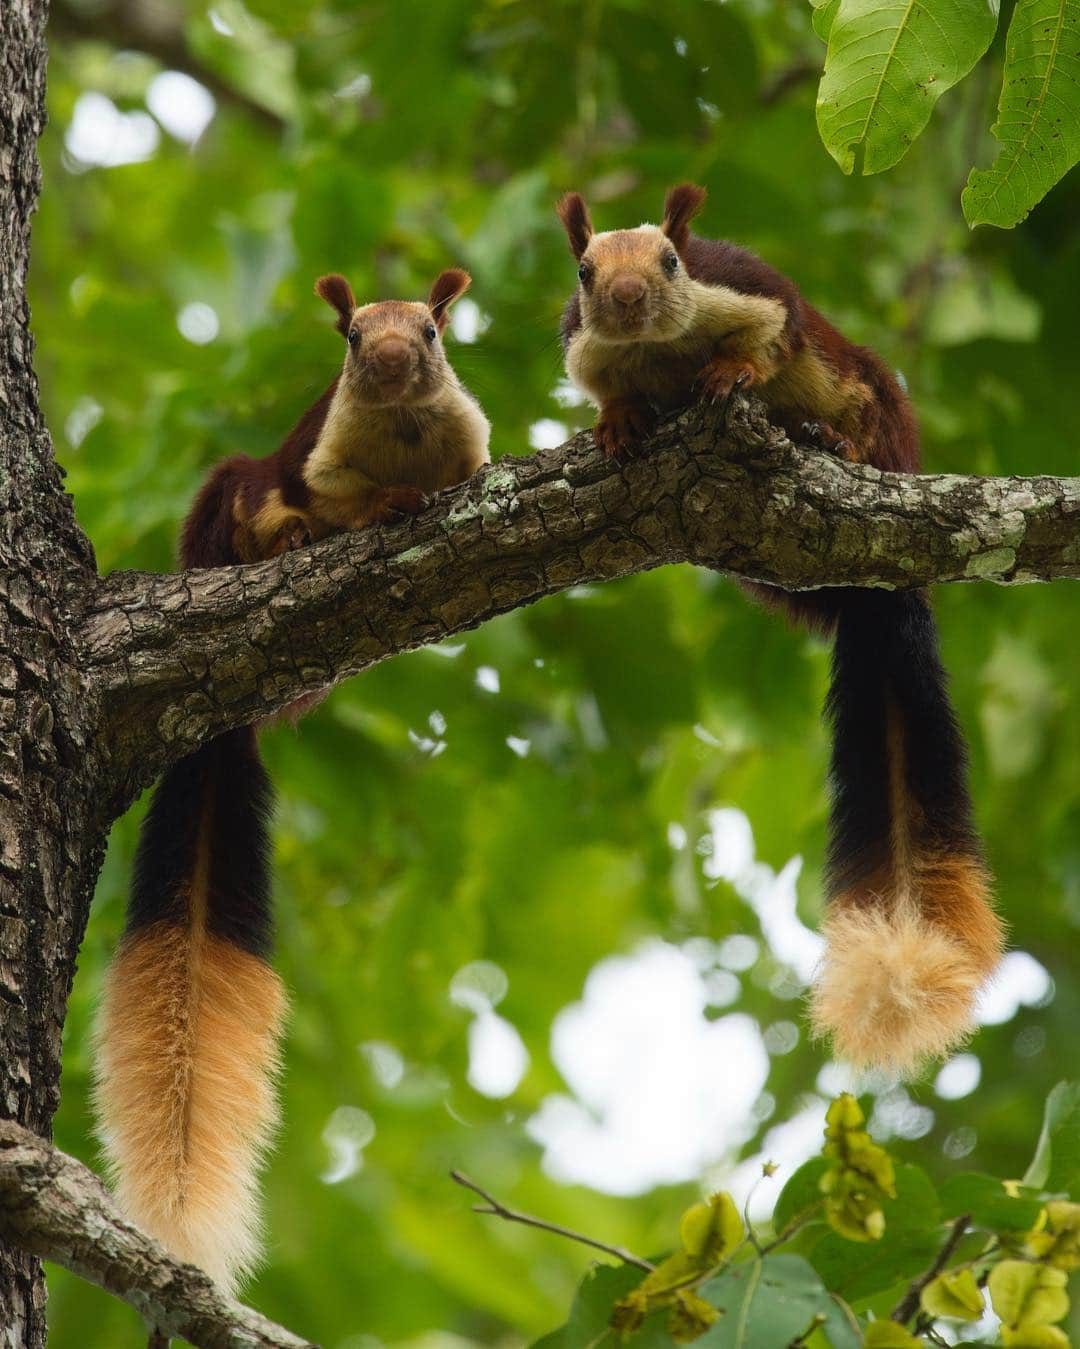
[450,1170,654,1271]
[891,1213,971,1324]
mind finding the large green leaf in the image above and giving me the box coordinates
[939,1172,1046,1231]
[817,0,1000,173]
[696,1254,860,1348]
[531,1263,643,1348]
[1024,1082,1080,1195]
[963,0,1080,226]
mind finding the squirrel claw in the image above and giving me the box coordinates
[594,400,655,459]
[801,420,857,461]
[698,359,756,408]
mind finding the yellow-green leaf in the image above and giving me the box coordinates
[864,1321,923,1347]
[990,1260,1070,1328]
[921,1267,985,1320]
[667,1290,720,1343]
[679,1192,743,1265]
[1001,1327,1071,1348]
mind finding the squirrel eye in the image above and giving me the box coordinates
[662,252,679,275]
[577,262,591,284]
[347,328,359,346]
[423,323,437,343]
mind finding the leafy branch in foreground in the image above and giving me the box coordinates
[457,1086,1080,1348]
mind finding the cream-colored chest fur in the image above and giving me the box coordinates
[304,382,490,500]
[566,278,860,426]
[566,278,788,410]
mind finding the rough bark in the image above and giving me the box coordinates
[0,0,102,1342]
[0,1122,315,1349]
[77,395,1080,818]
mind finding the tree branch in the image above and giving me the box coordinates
[0,1121,316,1349]
[450,1170,654,1271]
[74,397,1080,801]
[891,1213,971,1325]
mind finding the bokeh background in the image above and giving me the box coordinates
[31,1,1079,1345]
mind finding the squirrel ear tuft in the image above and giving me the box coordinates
[556,192,594,261]
[661,183,706,253]
[315,274,356,338]
[428,268,471,332]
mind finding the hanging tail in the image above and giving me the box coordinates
[807,589,1003,1072]
[93,727,286,1294]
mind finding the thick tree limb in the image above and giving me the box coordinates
[0,1121,316,1349]
[75,397,1080,798]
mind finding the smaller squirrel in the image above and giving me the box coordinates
[183,267,490,566]
[556,184,1002,1075]
[94,269,488,1300]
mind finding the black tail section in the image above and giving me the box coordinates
[125,727,274,956]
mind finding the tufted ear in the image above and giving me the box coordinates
[315,273,356,338]
[661,183,707,254]
[556,192,594,261]
[428,268,471,332]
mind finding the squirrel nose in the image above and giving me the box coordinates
[373,337,411,374]
[610,273,647,306]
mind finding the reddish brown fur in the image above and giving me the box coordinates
[315,273,356,336]
[556,192,594,260]
[660,183,707,254]
[428,269,471,330]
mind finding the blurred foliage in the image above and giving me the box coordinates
[28,0,1080,1345]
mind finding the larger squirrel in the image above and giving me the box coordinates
[93,268,489,1295]
[557,183,1002,1073]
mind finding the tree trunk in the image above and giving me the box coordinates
[0,1,106,1342]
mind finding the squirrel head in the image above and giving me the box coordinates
[557,183,707,343]
[314,269,471,407]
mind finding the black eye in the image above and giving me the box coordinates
[347,328,359,346]
[578,262,592,284]
[424,323,437,343]
[662,252,679,275]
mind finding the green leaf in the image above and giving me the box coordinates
[817,0,1000,174]
[811,0,843,42]
[939,1172,1046,1232]
[963,0,1080,227]
[697,1254,860,1348]
[1024,1082,1080,1196]
[921,1267,986,1319]
[774,1157,830,1234]
[531,1264,643,1348]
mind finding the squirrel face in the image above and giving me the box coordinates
[314,269,471,407]
[557,183,709,344]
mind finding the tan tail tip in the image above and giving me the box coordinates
[810,906,996,1075]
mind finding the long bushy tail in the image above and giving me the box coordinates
[93,727,286,1294]
[809,589,1003,1072]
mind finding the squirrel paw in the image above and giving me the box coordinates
[696,358,756,407]
[266,514,312,556]
[802,420,857,462]
[594,399,655,459]
[369,484,430,524]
